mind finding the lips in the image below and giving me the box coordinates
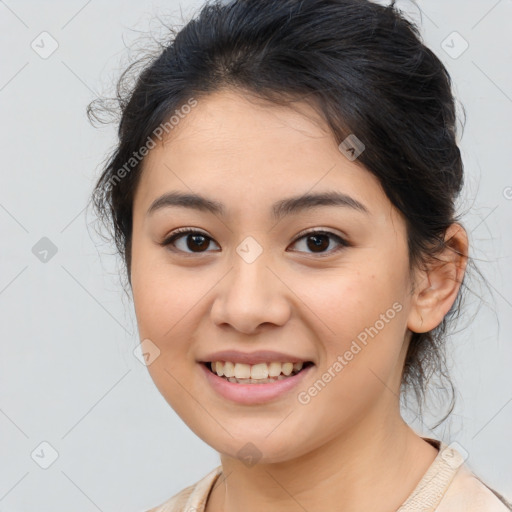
[196,349,315,403]
[199,359,315,404]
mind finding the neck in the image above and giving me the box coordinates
[208,406,439,512]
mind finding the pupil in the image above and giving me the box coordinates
[188,234,209,252]
[308,234,329,252]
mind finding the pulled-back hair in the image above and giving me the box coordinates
[88,0,473,423]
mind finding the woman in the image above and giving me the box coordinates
[88,0,511,510]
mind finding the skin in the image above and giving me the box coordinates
[130,88,468,512]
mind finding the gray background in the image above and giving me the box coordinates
[0,0,511,510]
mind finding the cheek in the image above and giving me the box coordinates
[130,244,208,407]
[293,284,407,434]
[131,257,203,418]
[131,239,198,338]
[294,258,407,340]
[292,260,409,398]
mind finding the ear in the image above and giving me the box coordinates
[407,223,468,334]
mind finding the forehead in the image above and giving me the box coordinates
[134,89,392,222]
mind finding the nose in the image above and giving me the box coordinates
[210,247,292,334]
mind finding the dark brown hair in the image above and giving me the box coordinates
[88,0,476,424]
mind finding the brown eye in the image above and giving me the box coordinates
[306,233,330,252]
[186,233,210,252]
[289,230,348,256]
[162,229,220,254]
[161,228,348,256]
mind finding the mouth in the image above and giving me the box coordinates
[202,360,315,384]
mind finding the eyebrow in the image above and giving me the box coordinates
[146,190,370,220]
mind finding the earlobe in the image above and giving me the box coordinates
[407,223,468,334]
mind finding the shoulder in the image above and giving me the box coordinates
[143,466,223,512]
[437,464,512,511]
[399,438,511,512]
[144,482,196,512]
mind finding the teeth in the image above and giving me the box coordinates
[268,361,282,377]
[250,363,268,379]
[209,360,307,381]
[227,375,289,384]
[234,362,251,379]
[223,361,235,378]
[282,362,293,376]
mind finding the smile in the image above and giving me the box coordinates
[200,361,315,404]
[206,360,314,384]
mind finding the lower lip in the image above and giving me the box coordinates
[199,363,314,405]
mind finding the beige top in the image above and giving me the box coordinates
[146,439,511,512]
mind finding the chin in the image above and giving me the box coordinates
[207,433,312,466]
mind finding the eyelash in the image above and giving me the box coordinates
[160,227,349,257]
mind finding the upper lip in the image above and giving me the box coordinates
[198,350,314,365]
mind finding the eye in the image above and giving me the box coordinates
[161,228,220,254]
[160,227,349,256]
[288,229,349,256]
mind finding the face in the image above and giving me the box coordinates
[130,89,416,463]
